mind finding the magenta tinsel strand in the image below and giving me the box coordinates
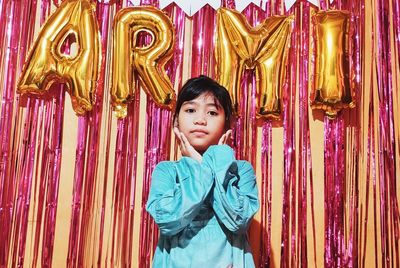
[250,73,257,166]
[42,88,65,267]
[123,98,142,266]
[393,0,400,67]
[308,6,318,265]
[362,91,374,267]
[137,6,155,268]
[319,0,327,10]
[347,0,363,264]
[109,117,128,266]
[137,2,184,265]
[280,4,297,267]
[191,6,216,77]
[11,99,39,266]
[267,120,272,268]
[140,0,159,6]
[260,123,267,266]
[32,100,50,267]
[385,1,400,262]
[123,111,134,265]
[69,121,88,267]
[298,2,310,267]
[260,121,272,267]
[67,117,88,268]
[0,0,37,265]
[376,0,398,265]
[66,2,111,265]
[323,118,332,267]
[164,4,186,89]
[0,2,20,255]
[238,70,249,161]
[139,101,156,267]
[94,3,113,265]
[220,0,235,9]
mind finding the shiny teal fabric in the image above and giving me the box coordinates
[146,145,259,268]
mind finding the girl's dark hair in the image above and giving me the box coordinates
[174,75,233,129]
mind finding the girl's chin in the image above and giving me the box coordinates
[191,143,218,154]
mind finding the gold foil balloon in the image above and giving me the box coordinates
[311,10,355,118]
[18,0,101,116]
[215,8,293,120]
[111,6,176,118]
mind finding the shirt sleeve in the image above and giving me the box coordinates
[145,158,214,236]
[203,145,259,234]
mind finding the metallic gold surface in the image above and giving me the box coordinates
[215,8,293,119]
[111,6,176,118]
[17,0,101,116]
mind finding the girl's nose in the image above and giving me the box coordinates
[193,116,206,125]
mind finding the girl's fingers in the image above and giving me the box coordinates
[173,127,181,141]
[180,132,190,147]
[218,133,226,145]
[218,130,232,145]
[225,130,232,141]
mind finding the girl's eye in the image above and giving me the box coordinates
[208,111,218,116]
[185,108,195,113]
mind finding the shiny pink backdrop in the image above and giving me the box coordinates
[0,0,399,267]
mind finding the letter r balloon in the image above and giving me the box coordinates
[111,6,176,118]
[215,8,293,120]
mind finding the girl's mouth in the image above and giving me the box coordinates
[190,129,209,135]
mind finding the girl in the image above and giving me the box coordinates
[146,76,259,267]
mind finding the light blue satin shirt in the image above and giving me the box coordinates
[146,145,259,268]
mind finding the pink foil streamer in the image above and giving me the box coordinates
[394,0,400,67]
[67,2,112,267]
[220,0,235,9]
[280,2,297,267]
[0,0,398,267]
[0,1,22,263]
[297,2,311,267]
[324,115,346,267]
[190,5,216,78]
[11,98,39,267]
[41,88,66,267]
[375,0,400,266]
[347,0,363,266]
[260,121,272,267]
[0,0,40,265]
[137,0,159,264]
[138,1,183,267]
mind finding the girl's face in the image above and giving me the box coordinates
[176,92,226,153]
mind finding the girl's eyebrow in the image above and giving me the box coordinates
[182,101,198,105]
[182,100,221,109]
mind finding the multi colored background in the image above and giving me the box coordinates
[0,0,399,267]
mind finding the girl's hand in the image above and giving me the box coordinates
[173,127,202,163]
[218,129,232,145]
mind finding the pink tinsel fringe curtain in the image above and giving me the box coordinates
[0,0,399,267]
